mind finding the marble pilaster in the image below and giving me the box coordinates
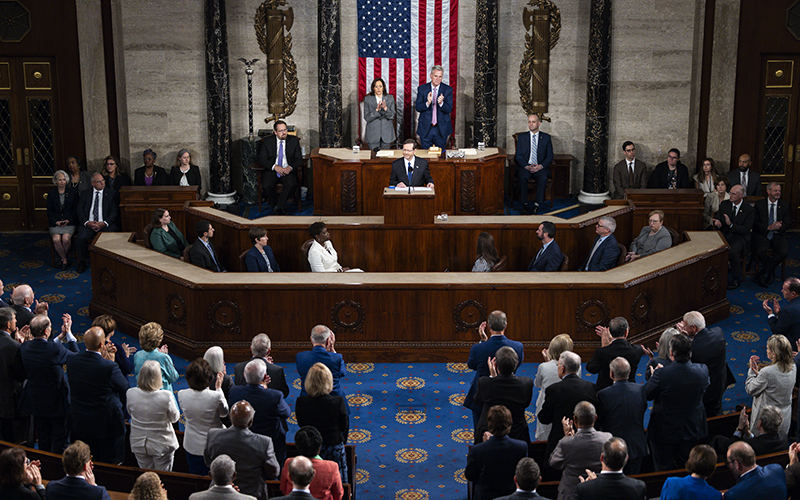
[474,0,499,146]
[319,0,343,148]
[205,0,234,199]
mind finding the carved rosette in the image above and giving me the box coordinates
[208,300,243,336]
[454,300,487,332]
[331,300,364,333]
[575,299,610,332]
[702,266,721,297]
[341,170,357,212]
[97,267,117,300]
[460,170,476,212]
[166,293,187,327]
[630,292,652,327]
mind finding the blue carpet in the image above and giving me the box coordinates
[1,231,799,499]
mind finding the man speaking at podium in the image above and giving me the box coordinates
[390,139,434,189]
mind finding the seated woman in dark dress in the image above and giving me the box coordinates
[149,208,188,258]
[295,362,350,482]
[47,170,79,270]
[170,148,202,192]
[472,231,500,272]
[0,447,45,500]
[134,149,170,186]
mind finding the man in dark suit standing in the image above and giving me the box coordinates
[414,65,453,149]
[45,440,112,500]
[66,326,129,464]
[724,441,786,500]
[575,438,646,500]
[586,317,642,391]
[528,221,565,272]
[611,141,648,199]
[11,284,48,329]
[712,184,754,289]
[753,182,791,287]
[75,173,118,273]
[234,333,290,397]
[645,333,710,471]
[494,458,552,500]
[463,310,524,429]
[17,314,78,453]
[727,153,762,197]
[538,351,599,475]
[764,278,800,346]
[678,310,729,417]
[272,455,316,500]
[258,120,302,215]
[189,220,226,272]
[390,139,434,188]
[596,358,648,475]
[0,307,28,445]
[296,325,347,400]
[515,113,554,215]
[0,278,10,308]
[580,216,620,272]
[647,148,691,189]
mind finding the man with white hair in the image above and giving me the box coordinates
[233,333,289,397]
[712,183,754,289]
[11,284,48,329]
[189,454,256,499]
[296,325,347,399]
[75,172,119,273]
[580,216,620,272]
[677,310,728,417]
[228,359,290,466]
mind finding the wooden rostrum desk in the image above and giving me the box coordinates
[89,201,729,362]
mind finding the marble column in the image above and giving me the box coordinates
[578,0,612,205]
[204,0,236,204]
[474,0,498,146]
[319,0,343,148]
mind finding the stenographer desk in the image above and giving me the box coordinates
[89,202,729,362]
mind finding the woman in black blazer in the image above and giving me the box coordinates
[101,155,132,192]
[47,170,79,270]
[0,443,46,499]
[170,148,202,192]
[134,148,170,186]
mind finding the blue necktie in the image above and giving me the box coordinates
[408,162,412,185]
[529,132,538,165]
[207,242,221,272]
[276,140,284,178]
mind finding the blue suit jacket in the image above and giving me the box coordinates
[771,297,800,346]
[515,130,554,171]
[464,335,524,410]
[414,82,453,140]
[528,240,565,272]
[724,464,786,500]
[244,245,281,272]
[645,360,709,444]
[464,435,529,500]
[17,337,78,416]
[45,476,112,500]
[228,384,290,438]
[581,234,620,272]
[597,380,647,460]
[296,346,347,398]
[65,351,129,439]
[660,475,721,500]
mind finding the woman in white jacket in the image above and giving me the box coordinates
[746,334,797,437]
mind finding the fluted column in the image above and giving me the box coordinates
[474,0,498,146]
[319,0,342,147]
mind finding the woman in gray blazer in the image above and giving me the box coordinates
[625,209,672,262]
[363,78,396,150]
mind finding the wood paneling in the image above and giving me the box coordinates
[118,186,202,239]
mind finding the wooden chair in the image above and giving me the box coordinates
[559,254,569,271]
[142,223,155,249]
[752,249,788,281]
[412,108,455,149]
[238,249,249,272]
[248,135,303,213]
[183,243,193,265]
[490,255,507,272]
[511,131,553,208]
[616,242,627,267]
[665,225,682,246]
[301,239,314,272]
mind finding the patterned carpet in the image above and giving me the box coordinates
[1,230,798,500]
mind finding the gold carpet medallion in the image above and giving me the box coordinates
[395,448,428,464]
[348,429,372,443]
[448,393,465,406]
[446,363,470,373]
[395,488,429,500]
[347,363,375,373]
[396,377,425,390]
[396,410,426,425]
[731,331,760,343]
[450,428,473,443]
[347,394,373,407]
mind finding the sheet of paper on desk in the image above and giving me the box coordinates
[376,150,397,157]
[411,187,433,192]
[459,148,478,155]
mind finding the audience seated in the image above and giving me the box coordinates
[579,216,619,272]
[75,172,119,273]
[189,220,226,272]
[234,333,290,397]
[708,405,787,461]
[659,444,721,500]
[134,149,170,186]
[624,209,671,262]
[0,447,45,500]
[534,334,578,442]
[280,426,343,500]
[204,345,233,401]
[190,454,255,500]
[129,471,168,500]
[46,440,113,500]
[585,317,642,391]
[647,148,691,189]
[702,177,730,230]
[92,314,135,375]
[575,437,646,500]
[745,334,795,438]
[170,149,203,192]
[472,232,500,272]
[149,208,189,259]
[724,441,786,500]
[244,227,281,272]
[711,184,753,290]
[307,222,362,273]
[47,170,78,270]
[494,457,551,500]
[528,221,565,272]
[133,322,179,407]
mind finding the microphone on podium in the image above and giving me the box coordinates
[407,165,413,194]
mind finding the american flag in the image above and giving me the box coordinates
[357,0,458,142]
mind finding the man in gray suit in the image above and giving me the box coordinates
[205,401,280,500]
[190,454,256,500]
[272,456,316,500]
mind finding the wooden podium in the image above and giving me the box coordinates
[119,186,200,239]
[382,187,436,225]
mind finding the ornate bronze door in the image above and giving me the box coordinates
[0,57,59,230]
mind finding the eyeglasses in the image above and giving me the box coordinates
[667,155,679,160]
[596,223,607,229]
[648,219,661,224]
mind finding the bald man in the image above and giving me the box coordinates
[205,401,280,500]
[273,455,316,500]
[727,154,762,197]
[65,326,129,464]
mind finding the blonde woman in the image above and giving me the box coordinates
[126,361,179,471]
[128,471,168,500]
[533,334,580,441]
[133,322,179,406]
[746,334,797,437]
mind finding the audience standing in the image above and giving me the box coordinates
[204,345,233,400]
[745,334,796,437]
[494,457,551,500]
[762,277,800,345]
[585,317,642,391]
[753,182,791,287]
[0,307,27,444]
[296,325,347,400]
[128,471,168,500]
[575,438,647,500]
[234,333,290,397]
[190,454,256,500]
[92,314,135,375]
[279,426,343,500]
[677,311,729,417]
[133,322,179,407]
[534,334,578,442]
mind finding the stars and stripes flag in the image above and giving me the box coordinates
[357,0,458,142]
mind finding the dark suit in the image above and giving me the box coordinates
[515,130,554,209]
[133,165,170,186]
[11,305,35,329]
[727,168,762,197]
[205,426,280,500]
[575,472,647,500]
[233,356,290,397]
[597,381,648,474]
[258,135,302,212]
[710,431,787,460]
[753,197,791,280]
[690,326,728,417]
[0,331,26,444]
[75,187,118,266]
[581,234,620,272]
[414,81,453,148]
[647,161,691,189]
[473,374,533,445]
[537,373,599,472]
[189,239,226,272]
[46,187,79,227]
[495,492,552,500]
[464,335,525,427]
[170,164,203,191]
[66,350,129,464]
[228,384,291,466]
[45,475,112,500]
[773,298,800,346]
[389,157,433,187]
[465,435,529,500]
[296,346,347,399]
[17,337,78,453]
[716,199,755,282]
[724,463,786,500]
[585,338,642,391]
[611,159,648,199]
[645,360,709,471]
[244,246,281,272]
[271,491,315,500]
[528,240,565,272]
